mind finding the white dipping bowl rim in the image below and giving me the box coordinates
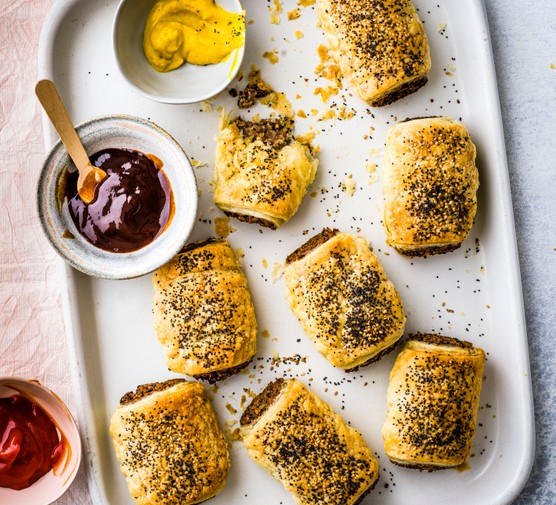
[37,114,198,279]
[0,377,82,505]
[113,0,245,104]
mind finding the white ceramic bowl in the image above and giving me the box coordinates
[113,0,245,104]
[37,115,198,279]
[0,377,82,505]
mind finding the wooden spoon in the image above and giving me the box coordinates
[35,79,107,204]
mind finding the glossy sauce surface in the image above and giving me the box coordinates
[0,395,65,490]
[143,0,245,72]
[66,148,173,253]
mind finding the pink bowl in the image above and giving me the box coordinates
[0,377,82,505]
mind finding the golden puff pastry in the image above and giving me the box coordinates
[110,379,230,505]
[213,115,318,229]
[383,117,479,257]
[284,228,406,370]
[382,333,486,470]
[153,238,257,382]
[240,378,379,505]
[317,0,430,106]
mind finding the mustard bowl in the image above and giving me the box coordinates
[113,0,245,104]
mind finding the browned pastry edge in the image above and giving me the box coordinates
[392,242,461,258]
[239,378,286,427]
[119,378,186,406]
[223,211,278,230]
[343,336,404,372]
[194,358,254,384]
[399,115,440,123]
[285,228,339,265]
[353,475,380,505]
[180,237,224,254]
[369,76,428,107]
[409,332,474,349]
[390,459,453,472]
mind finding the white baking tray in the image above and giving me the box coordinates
[37,1,534,504]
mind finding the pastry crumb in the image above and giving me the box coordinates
[237,67,273,108]
[269,0,282,24]
[243,387,257,398]
[225,403,238,415]
[314,85,339,103]
[236,68,293,117]
[261,91,294,117]
[263,49,279,64]
[296,127,317,144]
[337,105,356,120]
[271,262,283,281]
[437,22,447,32]
[341,175,356,196]
[318,109,337,121]
[315,44,342,86]
[445,63,456,76]
[215,216,234,237]
[287,8,301,20]
[191,159,208,168]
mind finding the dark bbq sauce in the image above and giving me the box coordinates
[66,148,173,253]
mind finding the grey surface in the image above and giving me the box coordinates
[484,0,556,503]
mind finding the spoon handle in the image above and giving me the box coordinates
[35,79,90,170]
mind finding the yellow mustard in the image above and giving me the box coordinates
[143,0,245,72]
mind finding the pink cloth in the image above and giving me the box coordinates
[0,1,92,503]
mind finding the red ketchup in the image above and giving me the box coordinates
[0,395,65,490]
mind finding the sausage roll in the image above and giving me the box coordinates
[213,115,318,229]
[284,228,406,370]
[240,378,379,505]
[317,0,431,106]
[110,379,230,505]
[382,333,486,470]
[382,117,479,257]
[153,238,257,382]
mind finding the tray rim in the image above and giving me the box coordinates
[36,0,536,504]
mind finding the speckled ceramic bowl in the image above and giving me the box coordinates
[0,377,82,505]
[113,0,245,104]
[37,115,198,279]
